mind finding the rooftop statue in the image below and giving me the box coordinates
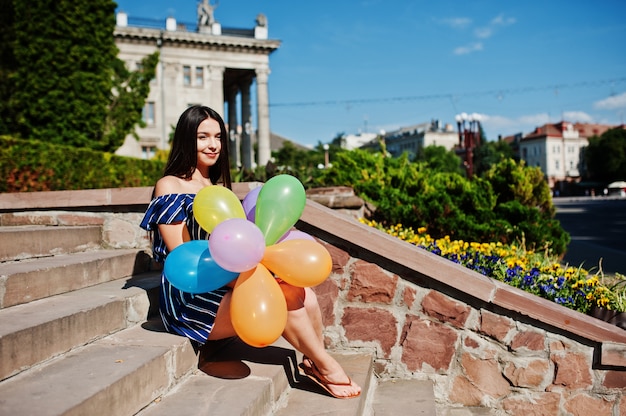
[197,0,218,27]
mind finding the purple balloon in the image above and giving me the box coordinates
[208,218,266,273]
[242,186,262,222]
[278,230,316,243]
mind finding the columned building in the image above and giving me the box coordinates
[113,8,280,169]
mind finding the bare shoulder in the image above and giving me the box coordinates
[154,176,186,197]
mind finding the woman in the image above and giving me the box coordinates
[140,105,361,399]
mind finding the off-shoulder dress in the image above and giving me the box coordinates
[140,193,228,344]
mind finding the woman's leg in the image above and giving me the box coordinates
[206,290,237,340]
[280,284,361,398]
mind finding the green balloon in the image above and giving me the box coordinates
[255,175,306,245]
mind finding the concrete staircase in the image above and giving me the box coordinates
[0,219,438,414]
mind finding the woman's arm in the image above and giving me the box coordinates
[154,176,192,252]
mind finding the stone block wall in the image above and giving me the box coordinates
[313,243,626,415]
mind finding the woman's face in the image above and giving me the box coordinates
[196,117,222,169]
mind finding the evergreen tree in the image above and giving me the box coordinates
[0,0,17,134]
[3,0,157,152]
[585,127,626,182]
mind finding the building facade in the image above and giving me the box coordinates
[383,120,458,159]
[519,121,615,191]
[113,8,280,169]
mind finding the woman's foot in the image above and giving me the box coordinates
[299,359,361,399]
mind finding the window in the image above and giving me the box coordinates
[195,66,204,87]
[183,65,191,86]
[141,146,156,160]
[142,102,155,126]
[555,160,560,170]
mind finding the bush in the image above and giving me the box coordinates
[316,149,569,256]
[0,135,164,192]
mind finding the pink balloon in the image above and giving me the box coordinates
[278,230,316,243]
[208,218,266,273]
[242,186,262,222]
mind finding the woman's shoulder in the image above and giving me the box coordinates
[154,175,188,197]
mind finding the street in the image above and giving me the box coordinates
[554,196,626,276]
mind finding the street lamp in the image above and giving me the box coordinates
[323,144,330,168]
[455,113,482,178]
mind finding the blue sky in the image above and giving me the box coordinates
[115,0,626,147]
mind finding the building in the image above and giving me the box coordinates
[383,120,457,159]
[519,121,616,191]
[340,132,379,150]
[113,4,280,169]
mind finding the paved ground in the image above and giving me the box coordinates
[554,196,626,276]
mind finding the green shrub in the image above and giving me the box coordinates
[315,149,569,256]
[0,135,164,192]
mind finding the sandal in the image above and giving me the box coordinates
[298,360,361,399]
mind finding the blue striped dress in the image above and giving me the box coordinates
[140,193,228,344]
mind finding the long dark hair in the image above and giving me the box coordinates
[163,105,232,188]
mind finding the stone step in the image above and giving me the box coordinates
[0,248,153,308]
[371,379,438,415]
[137,336,374,416]
[0,225,102,261]
[0,321,197,416]
[273,350,373,416]
[0,273,161,381]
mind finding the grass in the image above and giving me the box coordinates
[360,219,626,315]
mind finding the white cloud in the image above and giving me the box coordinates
[479,113,550,138]
[440,17,472,29]
[563,111,594,122]
[449,13,515,55]
[593,92,626,110]
[491,14,516,26]
[474,27,492,39]
[453,42,483,55]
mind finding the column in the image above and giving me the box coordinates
[240,74,254,170]
[256,67,271,167]
[226,85,240,168]
[208,65,225,115]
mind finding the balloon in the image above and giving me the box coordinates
[278,230,316,243]
[261,239,332,287]
[255,175,306,246]
[230,264,288,347]
[193,186,245,233]
[164,240,238,293]
[242,186,262,222]
[208,218,266,273]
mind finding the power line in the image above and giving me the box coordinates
[269,77,626,108]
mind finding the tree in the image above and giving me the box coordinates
[104,51,159,151]
[585,127,626,182]
[415,145,464,174]
[2,0,157,152]
[473,139,514,177]
[0,0,16,135]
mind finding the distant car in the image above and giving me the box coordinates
[607,181,626,197]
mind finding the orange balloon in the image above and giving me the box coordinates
[261,239,332,287]
[230,264,288,347]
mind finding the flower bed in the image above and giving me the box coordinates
[361,219,626,315]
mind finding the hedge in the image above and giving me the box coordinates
[0,135,164,192]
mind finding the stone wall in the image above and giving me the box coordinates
[313,243,626,415]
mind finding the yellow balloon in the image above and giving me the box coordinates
[193,186,245,233]
[231,264,288,347]
[261,239,332,287]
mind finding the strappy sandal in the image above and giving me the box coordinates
[298,360,361,399]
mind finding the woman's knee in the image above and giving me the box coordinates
[279,281,306,310]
